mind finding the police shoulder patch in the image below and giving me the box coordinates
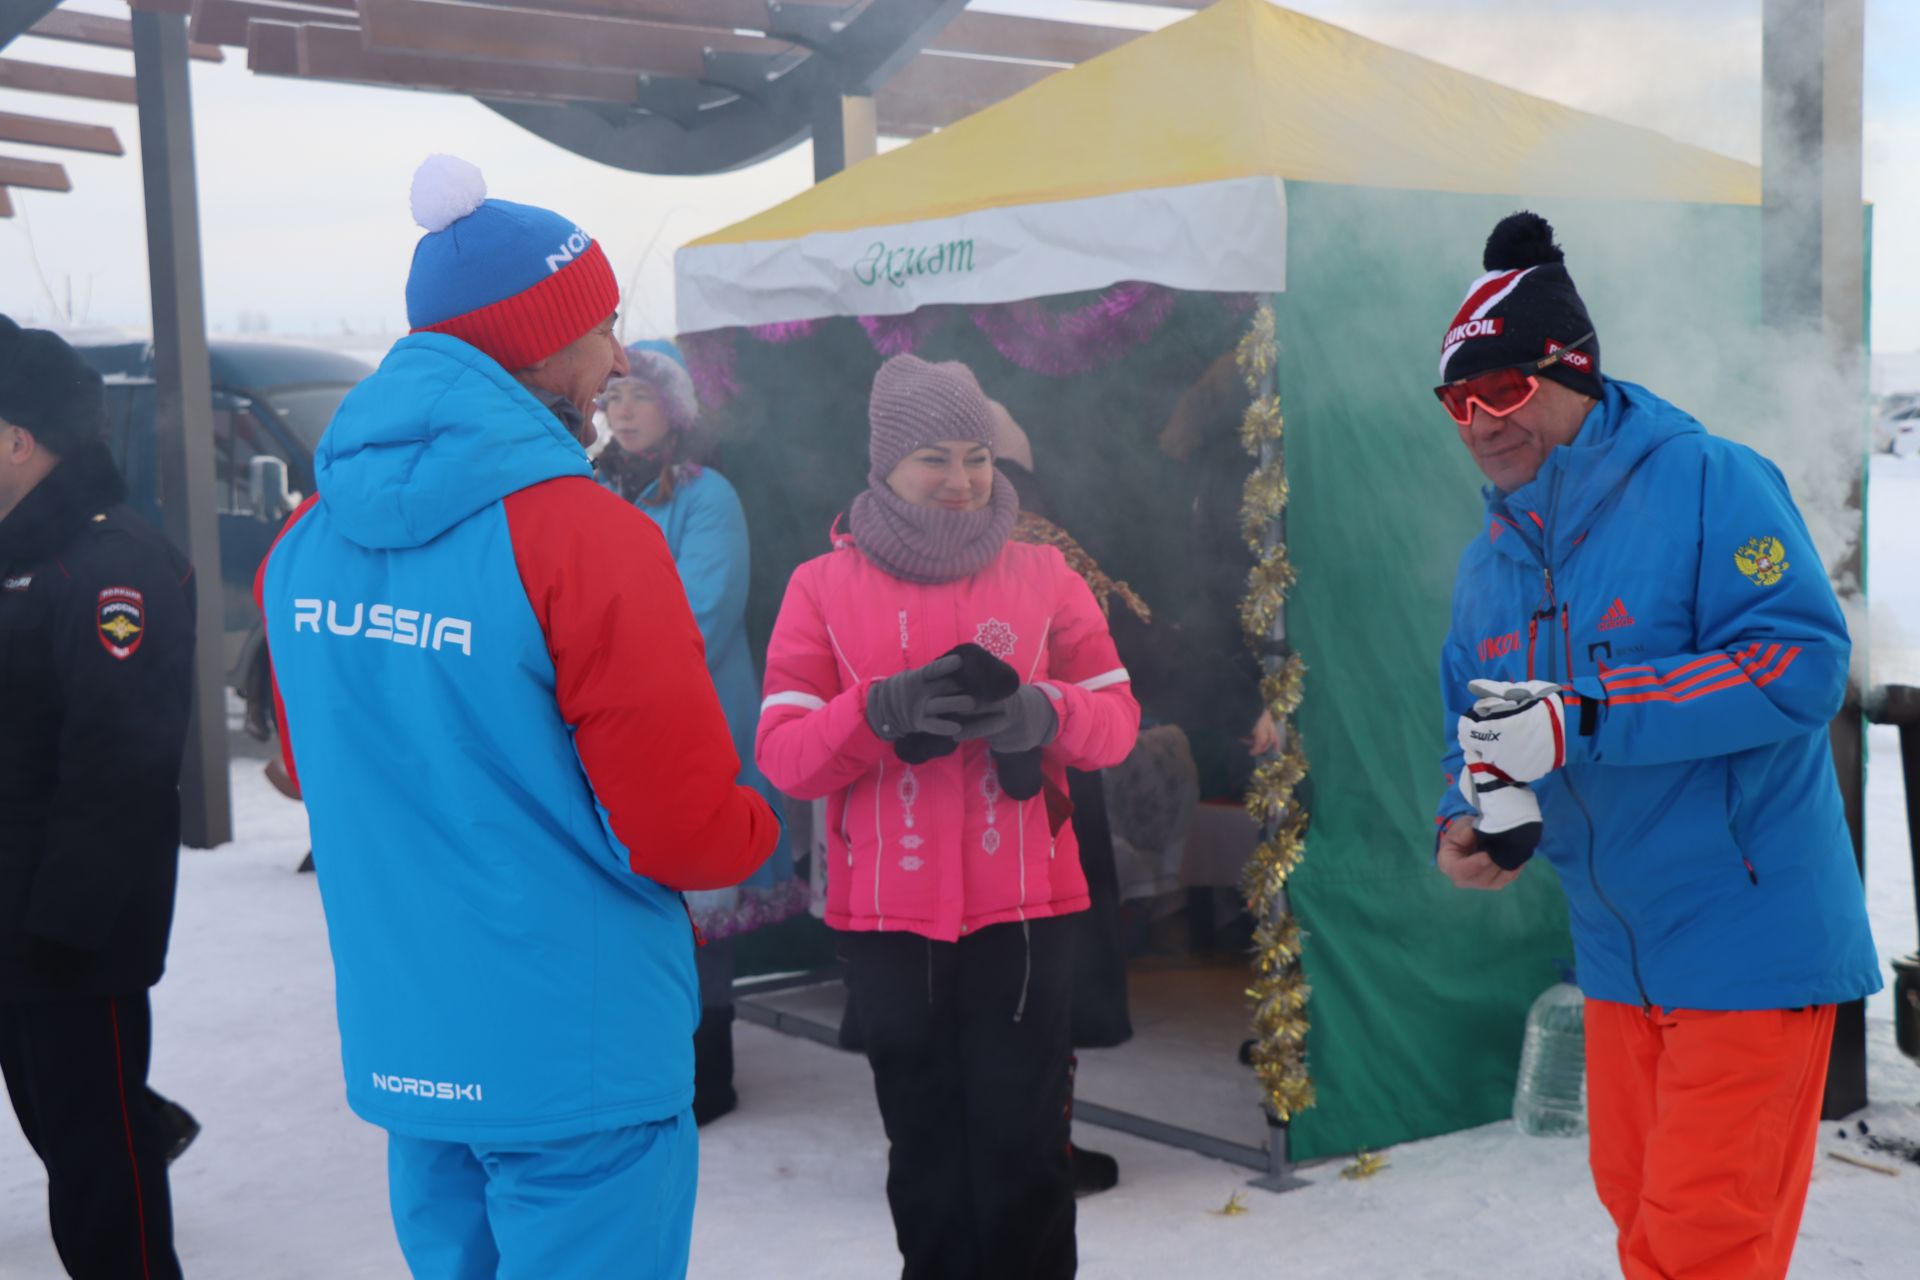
[1734,536,1789,587]
[97,586,146,659]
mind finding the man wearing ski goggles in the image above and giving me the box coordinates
[1433,329,1598,493]
[1429,212,1879,1280]
[1434,328,1596,426]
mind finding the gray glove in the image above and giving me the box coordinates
[866,654,973,741]
[955,685,1059,752]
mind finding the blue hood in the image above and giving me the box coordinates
[314,333,591,550]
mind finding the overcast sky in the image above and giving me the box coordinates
[2,0,1914,352]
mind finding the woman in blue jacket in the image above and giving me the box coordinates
[597,340,803,1124]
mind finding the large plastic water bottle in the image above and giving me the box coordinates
[1513,977,1586,1137]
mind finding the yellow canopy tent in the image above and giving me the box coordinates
[677,0,1755,334]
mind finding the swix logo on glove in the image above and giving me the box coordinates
[1457,680,1566,783]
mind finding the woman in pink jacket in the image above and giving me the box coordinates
[757,355,1139,1279]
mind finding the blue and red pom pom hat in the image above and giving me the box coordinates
[403,155,620,372]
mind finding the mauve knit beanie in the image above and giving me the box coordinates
[867,355,999,485]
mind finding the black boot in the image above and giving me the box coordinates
[147,1090,200,1164]
[1071,1144,1119,1196]
[1065,1053,1119,1196]
[692,1006,738,1127]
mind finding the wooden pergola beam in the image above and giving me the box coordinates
[0,154,72,192]
[927,11,1140,64]
[304,22,639,101]
[246,20,647,105]
[28,9,225,62]
[242,18,301,76]
[0,58,139,105]
[433,0,853,30]
[0,109,123,155]
[354,0,789,81]
[191,0,356,50]
[0,188,13,218]
[874,52,1056,130]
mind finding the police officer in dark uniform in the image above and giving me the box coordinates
[0,316,191,1279]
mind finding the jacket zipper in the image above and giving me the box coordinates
[1542,506,1652,1012]
[679,895,706,948]
[1570,771,1652,1011]
[1561,603,1573,685]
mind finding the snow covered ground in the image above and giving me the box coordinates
[2,462,1918,1278]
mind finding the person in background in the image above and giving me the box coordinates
[1154,350,1281,789]
[257,156,779,1279]
[1431,212,1880,1280]
[991,402,1144,1197]
[596,338,804,1125]
[0,316,193,1280]
[757,355,1140,1279]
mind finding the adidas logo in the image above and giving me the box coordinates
[1598,597,1636,631]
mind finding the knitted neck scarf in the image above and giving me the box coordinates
[847,474,1018,585]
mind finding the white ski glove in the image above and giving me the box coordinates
[1455,680,1567,785]
[1457,755,1543,871]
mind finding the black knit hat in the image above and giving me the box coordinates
[1438,213,1602,400]
[0,315,107,455]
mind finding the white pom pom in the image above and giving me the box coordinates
[409,154,488,233]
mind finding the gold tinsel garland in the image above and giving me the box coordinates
[1234,300,1315,1123]
[1239,457,1290,552]
[1240,394,1286,454]
[1260,654,1308,720]
[1236,304,1278,391]
[1237,544,1296,641]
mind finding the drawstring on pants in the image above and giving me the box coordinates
[1013,920,1032,1023]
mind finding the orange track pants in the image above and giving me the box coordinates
[1584,999,1835,1280]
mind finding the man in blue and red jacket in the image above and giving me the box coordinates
[1431,213,1879,1280]
[257,157,779,1279]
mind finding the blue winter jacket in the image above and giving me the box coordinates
[1437,378,1881,1011]
[603,466,796,929]
[259,335,778,1143]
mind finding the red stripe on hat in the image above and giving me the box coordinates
[1448,270,1525,334]
[414,239,619,371]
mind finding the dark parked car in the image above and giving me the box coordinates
[70,333,373,736]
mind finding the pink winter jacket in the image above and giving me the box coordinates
[756,537,1141,941]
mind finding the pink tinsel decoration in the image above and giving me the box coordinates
[679,329,741,409]
[971,282,1177,377]
[746,318,821,344]
[859,309,948,357]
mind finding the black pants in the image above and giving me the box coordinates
[842,916,1076,1280]
[1066,769,1131,1049]
[0,992,182,1280]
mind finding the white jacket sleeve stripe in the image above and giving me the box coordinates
[762,690,827,714]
